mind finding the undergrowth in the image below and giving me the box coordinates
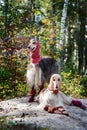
[0,68,87,100]
[61,71,87,98]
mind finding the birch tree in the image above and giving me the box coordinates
[59,0,69,46]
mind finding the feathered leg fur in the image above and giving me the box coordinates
[35,64,42,88]
[28,86,36,102]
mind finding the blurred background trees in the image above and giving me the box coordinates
[0,0,87,99]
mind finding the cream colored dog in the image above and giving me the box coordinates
[36,74,86,115]
[37,74,72,111]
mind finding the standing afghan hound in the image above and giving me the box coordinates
[26,39,60,102]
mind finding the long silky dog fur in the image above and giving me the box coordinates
[26,39,60,102]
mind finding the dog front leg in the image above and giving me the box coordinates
[38,84,44,94]
[35,64,42,88]
[28,86,36,102]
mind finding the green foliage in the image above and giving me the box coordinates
[0,69,11,79]
[0,43,29,100]
[61,71,87,98]
[80,75,87,87]
[80,75,87,96]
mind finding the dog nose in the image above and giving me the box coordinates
[28,46,30,49]
[56,86,58,89]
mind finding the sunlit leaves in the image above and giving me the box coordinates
[61,71,87,98]
[35,10,41,15]
[42,19,49,24]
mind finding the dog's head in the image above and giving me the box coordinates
[48,74,62,94]
[28,39,37,52]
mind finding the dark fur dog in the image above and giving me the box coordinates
[26,39,60,102]
[39,57,59,83]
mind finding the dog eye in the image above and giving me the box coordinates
[58,78,60,81]
[53,78,55,81]
[33,42,36,44]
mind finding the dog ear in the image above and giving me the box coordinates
[48,75,54,89]
[59,76,62,88]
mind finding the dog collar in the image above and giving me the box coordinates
[53,90,59,94]
[48,88,59,94]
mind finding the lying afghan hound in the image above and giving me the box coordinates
[26,39,60,102]
[36,74,86,116]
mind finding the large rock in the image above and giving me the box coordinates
[0,97,87,130]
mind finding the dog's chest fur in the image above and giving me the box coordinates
[42,89,64,107]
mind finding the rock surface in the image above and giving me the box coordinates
[0,96,87,130]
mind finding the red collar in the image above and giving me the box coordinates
[30,43,41,64]
[48,88,59,94]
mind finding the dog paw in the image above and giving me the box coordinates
[28,96,34,102]
[54,106,69,116]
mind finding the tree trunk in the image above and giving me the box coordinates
[49,0,56,57]
[4,0,9,37]
[78,45,84,74]
[78,2,86,74]
[66,17,74,68]
[84,2,87,74]
[59,0,69,46]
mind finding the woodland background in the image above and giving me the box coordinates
[0,0,87,100]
